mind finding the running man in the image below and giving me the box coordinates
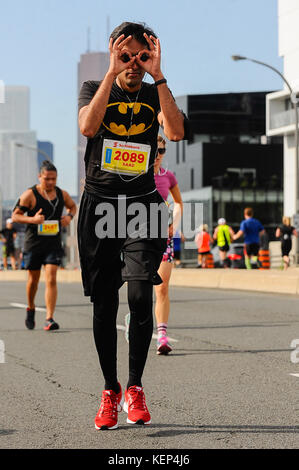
[233,207,265,269]
[213,218,235,268]
[12,160,76,330]
[78,22,187,430]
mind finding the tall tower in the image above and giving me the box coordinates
[77,47,109,197]
[0,86,38,203]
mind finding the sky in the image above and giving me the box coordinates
[0,0,282,196]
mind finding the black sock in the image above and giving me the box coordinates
[105,382,120,394]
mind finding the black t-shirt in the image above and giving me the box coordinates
[78,80,162,198]
[0,228,16,248]
[280,224,294,243]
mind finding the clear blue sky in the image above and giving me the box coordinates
[0,0,282,196]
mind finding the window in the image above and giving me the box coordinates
[191,168,194,189]
[176,142,180,164]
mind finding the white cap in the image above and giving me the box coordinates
[218,218,226,225]
[6,218,13,224]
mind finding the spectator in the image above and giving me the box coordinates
[173,230,185,268]
[0,218,17,270]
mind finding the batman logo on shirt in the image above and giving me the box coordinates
[102,102,155,136]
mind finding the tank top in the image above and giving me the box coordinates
[217,225,231,247]
[280,224,294,243]
[24,185,64,252]
[197,231,210,253]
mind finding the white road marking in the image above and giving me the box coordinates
[10,303,178,342]
[10,303,47,312]
[289,373,299,378]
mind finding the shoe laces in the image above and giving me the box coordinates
[99,391,117,417]
[127,387,147,410]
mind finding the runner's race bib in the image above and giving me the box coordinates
[101,139,151,176]
[37,220,59,236]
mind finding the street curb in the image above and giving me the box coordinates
[1,268,299,295]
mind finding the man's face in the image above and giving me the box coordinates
[39,170,57,192]
[117,38,147,90]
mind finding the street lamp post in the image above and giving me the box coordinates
[15,142,52,162]
[232,54,299,262]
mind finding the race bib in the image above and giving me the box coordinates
[37,220,59,236]
[101,139,151,176]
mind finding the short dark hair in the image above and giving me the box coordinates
[244,207,253,217]
[110,22,157,48]
[40,160,57,173]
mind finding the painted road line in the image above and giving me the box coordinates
[289,373,299,378]
[10,303,178,342]
[10,303,47,312]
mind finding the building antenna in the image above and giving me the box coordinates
[87,26,90,53]
[106,16,110,49]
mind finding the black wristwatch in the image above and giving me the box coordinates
[67,213,74,220]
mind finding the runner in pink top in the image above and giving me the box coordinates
[152,135,183,354]
[154,167,178,202]
[125,136,183,355]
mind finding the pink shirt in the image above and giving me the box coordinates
[154,169,178,201]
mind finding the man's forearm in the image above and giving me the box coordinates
[12,213,35,224]
[79,71,116,138]
[157,82,185,141]
[234,230,243,240]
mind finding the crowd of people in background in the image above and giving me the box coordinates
[194,208,298,270]
[2,207,298,272]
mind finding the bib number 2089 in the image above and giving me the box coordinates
[114,151,145,164]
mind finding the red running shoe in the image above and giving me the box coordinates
[44,318,59,331]
[123,386,151,425]
[95,383,123,430]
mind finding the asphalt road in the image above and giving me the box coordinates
[0,280,298,450]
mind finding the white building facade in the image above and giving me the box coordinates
[0,86,38,203]
[266,0,299,218]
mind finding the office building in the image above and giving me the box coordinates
[266,0,299,221]
[77,51,109,196]
[37,141,54,169]
[0,86,38,204]
[165,91,283,237]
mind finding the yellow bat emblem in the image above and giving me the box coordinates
[103,102,155,136]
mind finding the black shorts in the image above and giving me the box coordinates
[219,244,229,252]
[281,241,292,257]
[2,245,15,257]
[77,191,168,302]
[244,243,259,257]
[23,249,62,270]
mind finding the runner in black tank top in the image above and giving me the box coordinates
[12,160,76,331]
[24,185,64,253]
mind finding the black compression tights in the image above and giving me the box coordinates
[93,280,153,393]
